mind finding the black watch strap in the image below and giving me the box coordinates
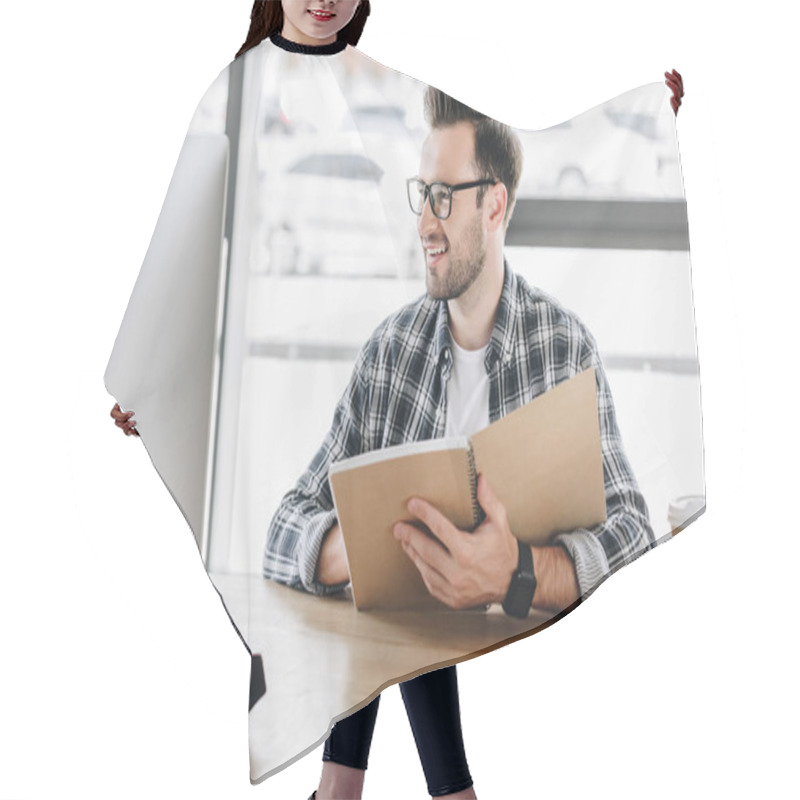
[502,538,537,619]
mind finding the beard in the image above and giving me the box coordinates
[425,214,487,301]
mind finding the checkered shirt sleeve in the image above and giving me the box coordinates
[553,323,656,599]
[262,345,371,596]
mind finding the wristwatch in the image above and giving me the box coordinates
[502,538,537,618]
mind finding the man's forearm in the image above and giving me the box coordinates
[317,523,349,586]
[530,544,580,612]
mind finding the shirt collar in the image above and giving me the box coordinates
[433,257,519,373]
[269,32,348,56]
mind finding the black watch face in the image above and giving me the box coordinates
[504,572,536,617]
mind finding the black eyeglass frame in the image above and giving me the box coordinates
[406,177,498,220]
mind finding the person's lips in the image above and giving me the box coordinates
[424,241,448,267]
[308,9,335,22]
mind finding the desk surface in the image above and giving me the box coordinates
[211,573,558,783]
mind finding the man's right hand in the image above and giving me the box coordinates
[110,403,139,437]
[317,523,350,585]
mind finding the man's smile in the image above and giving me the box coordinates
[424,240,449,266]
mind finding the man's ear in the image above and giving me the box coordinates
[486,182,508,232]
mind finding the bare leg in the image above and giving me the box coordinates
[315,761,366,800]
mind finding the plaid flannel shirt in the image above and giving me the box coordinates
[263,259,654,600]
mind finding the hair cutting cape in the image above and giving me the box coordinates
[104,36,703,784]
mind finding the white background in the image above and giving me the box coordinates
[1,1,796,798]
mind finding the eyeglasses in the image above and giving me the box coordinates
[406,177,498,221]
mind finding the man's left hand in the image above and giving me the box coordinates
[393,474,519,609]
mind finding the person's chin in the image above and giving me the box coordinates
[297,21,335,41]
[425,276,451,301]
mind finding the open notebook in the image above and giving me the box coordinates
[329,368,607,610]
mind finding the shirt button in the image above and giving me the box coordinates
[504,353,512,364]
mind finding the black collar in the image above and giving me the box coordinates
[269,32,348,56]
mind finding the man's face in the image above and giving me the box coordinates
[417,122,487,301]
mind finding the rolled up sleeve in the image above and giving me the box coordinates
[557,334,655,599]
[263,354,370,596]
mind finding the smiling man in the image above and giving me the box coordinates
[264,85,654,616]
[263,84,655,800]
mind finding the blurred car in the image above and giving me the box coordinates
[263,150,421,278]
[350,104,408,134]
[262,93,316,137]
[516,84,683,199]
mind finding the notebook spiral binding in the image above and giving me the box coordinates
[466,442,486,529]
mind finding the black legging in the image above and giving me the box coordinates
[323,665,473,797]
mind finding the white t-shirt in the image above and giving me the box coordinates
[444,338,491,438]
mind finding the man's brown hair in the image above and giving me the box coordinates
[423,86,523,227]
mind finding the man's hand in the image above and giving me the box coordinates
[665,69,684,116]
[393,474,519,609]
